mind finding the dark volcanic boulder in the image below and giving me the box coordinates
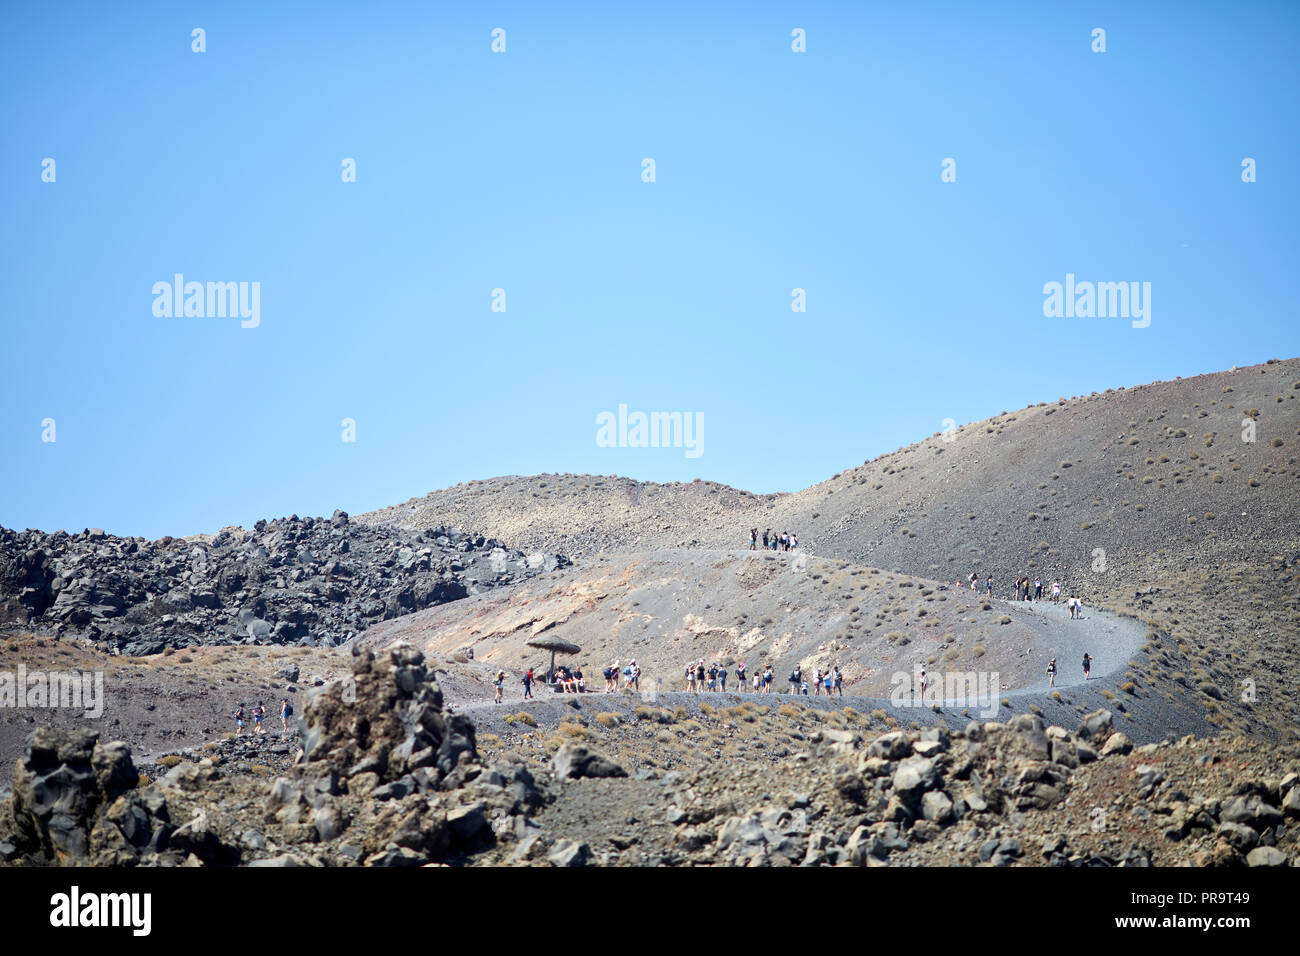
[0,728,186,866]
[552,743,628,780]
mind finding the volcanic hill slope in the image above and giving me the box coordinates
[1,359,1298,869]
[364,358,1300,743]
[355,549,1218,745]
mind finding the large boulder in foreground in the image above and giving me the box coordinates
[297,642,478,791]
[0,727,202,866]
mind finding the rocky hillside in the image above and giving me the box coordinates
[362,474,775,559]
[0,644,527,866]
[467,699,1300,868]
[0,511,567,653]
[2,644,1295,868]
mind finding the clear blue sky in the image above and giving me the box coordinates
[2,1,1297,539]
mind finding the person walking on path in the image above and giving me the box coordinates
[234,704,246,736]
[762,666,773,694]
[522,668,535,700]
[750,528,758,551]
[919,668,929,700]
[736,661,747,692]
[494,670,506,703]
[279,698,292,732]
[986,576,994,597]
[1051,580,1061,602]
[253,702,265,734]
[1082,653,1092,680]
[685,662,696,693]
[1046,659,1057,688]
[762,529,770,550]
[1034,577,1043,600]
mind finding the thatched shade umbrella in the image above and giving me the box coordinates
[526,636,581,683]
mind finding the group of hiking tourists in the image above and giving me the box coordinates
[494,661,642,702]
[965,572,1086,618]
[1046,653,1093,687]
[233,698,293,735]
[681,659,843,695]
[751,528,797,551]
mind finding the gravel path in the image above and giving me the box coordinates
[458,601,1171,737]
[458,599,1144,710]
[989,596,1146,697]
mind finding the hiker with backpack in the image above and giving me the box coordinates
[522,668,535,700]
[234,704,246,735]
[253,702,266,734]
[750,528,758,550]
[1046,658,1057,688]
[1082,653,1093,680]
[279,698,292,731]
